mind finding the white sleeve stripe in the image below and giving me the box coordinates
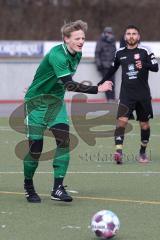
[58,73,71,78]
[114,47,125,57]
[116,47,125,53]
[138,45,152,55]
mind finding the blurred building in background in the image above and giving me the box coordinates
[0,0,160,41]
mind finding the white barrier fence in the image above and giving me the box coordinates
[0,41,159,101]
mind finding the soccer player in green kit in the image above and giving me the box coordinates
[24,20,113,203]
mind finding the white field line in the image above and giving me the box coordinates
[1,171,160,174]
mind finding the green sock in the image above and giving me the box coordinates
[24,153,39,179]
[53,147,70,178]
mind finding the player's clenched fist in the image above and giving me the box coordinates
[98,81,113,92]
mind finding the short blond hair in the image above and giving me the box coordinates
[61,20,88,40]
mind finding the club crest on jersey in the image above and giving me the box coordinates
[128,64,134,71]
[134,54,140,60]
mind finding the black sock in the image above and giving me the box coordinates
[24,178,33,186]
[114,127,125,145]
[54,177,64,189]
[140,128,150,154]
[140,145,146,154]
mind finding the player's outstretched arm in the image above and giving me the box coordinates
[60,75,112,94]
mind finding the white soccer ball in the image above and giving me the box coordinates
[91,210,120,239]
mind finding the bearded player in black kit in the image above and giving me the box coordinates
[98,25,159,164]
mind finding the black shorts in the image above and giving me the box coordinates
[117,98,153,121]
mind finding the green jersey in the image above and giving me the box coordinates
[25,43,82,101]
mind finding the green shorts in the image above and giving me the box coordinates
[25,96,69,140]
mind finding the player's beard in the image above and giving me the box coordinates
[126,38,139,47]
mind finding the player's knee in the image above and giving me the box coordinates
[118,117,128,127]
[140,121,150,130]
[29,139,43,160]
[51,123,70,148]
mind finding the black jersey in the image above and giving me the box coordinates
[98,44,159,100]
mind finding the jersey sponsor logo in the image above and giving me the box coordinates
[134,53,140,60]
[120,56,127,60]
[128,75,137,79]
[128,64,134,71]
[126,64,138,79]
